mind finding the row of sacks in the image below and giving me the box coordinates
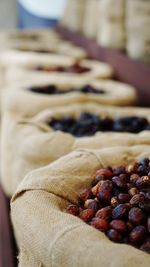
[0,29,87,59]
[61,0,150,64]
[0,31,150,266]
[0,47,138,105]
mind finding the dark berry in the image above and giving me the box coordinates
[118,193,131,204]
[107,229,122,243]
[128,207,145,225]
[129,226,146,243]
[112,204,129,219]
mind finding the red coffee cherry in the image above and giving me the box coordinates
[66,204,79,216]
[96,206,112,221]
[110,220,127,233]
[91,218,109,231]
[79,209,95,222]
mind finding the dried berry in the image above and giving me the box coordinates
[129,226,146,243]
[112,204,129,219]
[126,221,134,231]
[96,169,113,179]
[130,174,140,185]
[97,190,112,205]
[139,158,150,166]
[91,182,101,196]
[99,180,113,192]
[112,175,127,189]
[110,220,127,233]
[118,193,130,204]
[137,165,147,176]
[66,157,150,254]
[140,238,150,254]
[78,189,92,205]
[96,206,112,221]
[66,204,79,216]
[111,197,118,207]
[107,229,122,243]
[130,194,145,206]
[128,187,139,196]
[126,163,138,174]
[79,209,95,222]
[91,218,109,231]
[91,174,105,186]
[128,207,145,225]
[136,176,150,189]
[113,166,126,176]
[85,199,99,211]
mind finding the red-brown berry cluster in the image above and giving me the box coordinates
[66,158,150,254]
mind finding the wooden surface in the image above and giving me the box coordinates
[0,186,17,267]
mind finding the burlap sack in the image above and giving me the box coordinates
[60,0,86,32]
[11,146,150,267]
[1,51,113,84]
[0,29,61,51]
[82,0,99,38]
[97,0,126,50]
[56,41,87,59]
[2,78,137,119]
[126,0,150,63]
[1,103,150,197]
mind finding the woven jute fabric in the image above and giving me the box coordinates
[97,0,126,49]
[82,0,99,38]
[126,0,150,63]
[0,29,60,51]
[60,0,86,32]
[1,103,150,197]
[11,146,150,267]
[2,51,113,84]
[2,78,137,120]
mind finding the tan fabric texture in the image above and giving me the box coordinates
[97,0,126,49]
[0,29,61,51]
[2,78,137,119]
[126,0,150,63]
[82,0,99,38]
[11,146,150,267]
[60,0,86,32]
[1,103,150,197]
[2,51,113,84]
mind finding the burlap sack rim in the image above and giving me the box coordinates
[12,145,150,203]
[1,80,137,122]
[11,147,150,266]
[1,102,150,197]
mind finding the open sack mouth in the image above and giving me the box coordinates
[34,62,91,74]
[29,84,105,95]
[48,113,150,137]
[66,157,150,254]
[17,47,52,53]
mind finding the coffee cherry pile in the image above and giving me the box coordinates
[49,113,150,137]
[35,62,90,74]
[29,84,105,95]
[66,158,150,254]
